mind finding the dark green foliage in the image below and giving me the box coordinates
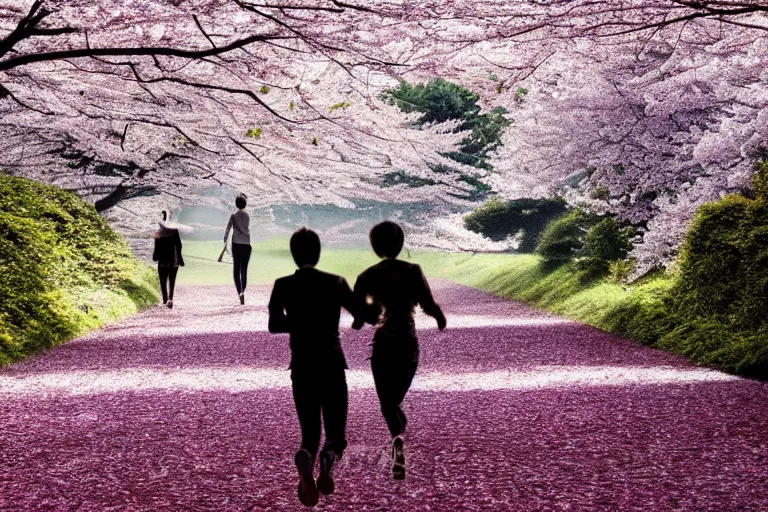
[382,79,510,171]
[383,78,481,125]
[579,217,634,273]
[590,185,610,201]
[0,175,158,365]
[454,174,493,201]
[535,209,599,263]
[380,171,438,188]
[657,192,768,377]
[671,195,768,329]
[463,197,568,252]
[381,78,511,200]
[754,158,768,202]
[439,172,768,378]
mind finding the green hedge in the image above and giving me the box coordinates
[0,175,159,365]
[658,194,768,376]
[535,209,600,262]
[463,197,567,252]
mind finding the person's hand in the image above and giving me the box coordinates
[437,314,447,331]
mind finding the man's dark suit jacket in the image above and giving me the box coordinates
[152,229,184,268]
[268,267,358,371]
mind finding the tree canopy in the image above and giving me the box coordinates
[2,0,767,259]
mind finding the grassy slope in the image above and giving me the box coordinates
[413,252,675,343]
[0,176,159,365]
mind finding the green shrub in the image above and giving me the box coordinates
[535,209,598,263]
[655,192,768,378]
[423,182,768,379]
[582,218,632,261]
[656,322,768,377]
[463,197,568,252]
[754,158,768,202]
[0,175,159,365]
[578,217,633,274]
[670,195,768,329]
[608,259,636,283]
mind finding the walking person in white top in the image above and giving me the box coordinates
[223,193,251,304]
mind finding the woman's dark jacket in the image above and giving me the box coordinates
[152,226,184,268]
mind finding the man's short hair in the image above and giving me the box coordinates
[290,227,321,267]
[369,221,404,258]
[235,194,247,209]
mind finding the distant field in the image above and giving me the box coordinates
[178,238,387,286]
[176,238,473,287]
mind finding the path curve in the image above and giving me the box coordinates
[1,282,767,511]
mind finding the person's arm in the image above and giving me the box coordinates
[223,214,233,244]
[152,238,159,262]
[339,277,363,328]
[352,273,380,329]
[175,231,184,267]
[268,282,290,333]
[414,265,446,330]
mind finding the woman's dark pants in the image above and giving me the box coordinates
[158,266,178,303]
[371,335,419,438]
[232,243,252,294]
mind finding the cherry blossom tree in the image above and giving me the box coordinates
[472,4,768,272]
[0,0,482,217]
[2,0,767,258]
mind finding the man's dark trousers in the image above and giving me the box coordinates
[291,367,348,460]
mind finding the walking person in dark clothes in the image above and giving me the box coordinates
[268,227,362,507]
[152,210,184,309]
[223,194,251,305]
[352,221,446,480]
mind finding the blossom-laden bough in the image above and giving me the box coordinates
[1,1,767,261]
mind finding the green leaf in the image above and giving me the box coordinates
[329,101,352,113]
[515,87,529,104]
[246,128,262,139]
[259,85,271,94]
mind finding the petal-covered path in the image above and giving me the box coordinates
[1,282,767,511]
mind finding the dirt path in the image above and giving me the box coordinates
[1,282,767,511]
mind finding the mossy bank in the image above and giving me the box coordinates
[0,175,159,365]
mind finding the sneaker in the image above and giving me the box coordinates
[239,292,245,305]
[317,449,337,495]
[391,436,406,480]
[167,299,173,309]
[295,449,319,506]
